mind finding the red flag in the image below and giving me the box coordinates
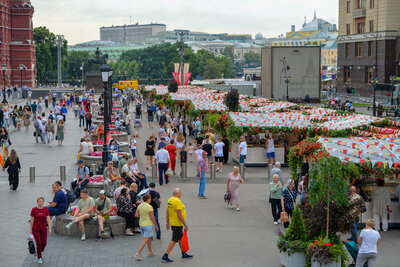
[377,161,382,168]
[360,159,365,164]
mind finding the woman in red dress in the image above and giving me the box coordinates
[30,197,51,264]
[165,139,177,175]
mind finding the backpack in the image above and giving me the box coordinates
[85,113,92,121]
[102,223,114,239]
[78,165,94,178]
[65,189,76,204]
[33,120,39,128]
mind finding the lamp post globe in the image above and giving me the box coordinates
[1,63,7,103]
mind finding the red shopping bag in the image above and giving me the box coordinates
[181,229,189,252]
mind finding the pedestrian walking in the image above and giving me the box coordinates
[281,179,297,228]
[222,135,230,165]
[149,182,161,239]
[355,219,381,267]
[213,138,224,172]
[3,149,21,190]
[23,105,31,131]
[198,151,207,199]
[155,143,171,185]
[134,194,158,261]
[227,166,245,211]
[165,139,177,176]
[265,134,276,165]
[30,197,51,264]
[145,136,155,170]
[372,179,391,232]
[56,119,65,146]
[238,136,247,164]
[130,135,137,158]
[270,174,283,224]
[0,127,11,157]
[162,188,193,263]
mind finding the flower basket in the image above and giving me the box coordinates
[89,176,103,183]
[281,251,307,267]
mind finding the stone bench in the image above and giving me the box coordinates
[86,181,103,199]
[55,206,126,237]
[93,142,130,153]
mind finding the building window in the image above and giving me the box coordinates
[370,0,374,8]
[346,24,351,35]
[345,43,351,58]
[357,22,365,33]
[365,67,374,83]
[344,67,352,83]
[368,41,373,57]
[347,1,351,13]
[357,0,365,9]
[355,42,363,57]
[369,20,374,32]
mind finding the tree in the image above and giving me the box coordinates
[309,157,349,239]
[34,26,68,83]
[168,80,178,93]
[244,51,261,67]
[203,59,222,79]
[224,88,240,111]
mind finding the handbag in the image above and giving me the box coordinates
[224,192,231,204]
[153,197,161,208]
[280,211,289,223]
[166,168,173,177]
[181,230,189,252]
[28,240,36,255]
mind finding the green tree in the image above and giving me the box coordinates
[309,157,349,239]
[244,51,261,66]
[203,59,222,79]
[34,26,68,83]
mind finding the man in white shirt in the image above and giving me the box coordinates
[121,159,137,185]
[130,157,148,191]
[195,145,205,177]
[124,110,131,135]
[213,138,225,172]
[155,143,171,185]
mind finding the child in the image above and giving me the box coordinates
[134,115,142,129]
[188,142,194,162]
[180,145,188,177]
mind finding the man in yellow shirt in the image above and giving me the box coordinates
[162,188,193,263]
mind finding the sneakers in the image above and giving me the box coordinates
[162,254,174,263]
[228,205,234,209]
[274,221,278,225]
[198,196,207,199]
[65,222,74,229]
[38,258,43,264]
[96,235,102,241]
[236,208,240,211]
[81,234,86,241]
[182,252,193,259]
[216,168,220,172]
[9,185,13,191]
[278,219,281,224]
[383,228,388,232]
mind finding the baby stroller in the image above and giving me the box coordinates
[343,240,368,267]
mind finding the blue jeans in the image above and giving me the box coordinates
[154,209,161,238]
[71,178,89,191]
[46,206,67,216]
[124,176,136,185]
[198,171,206,197]
[239,155,246,164]
[349,219,359,242]
[131,149,136,158]
[79,115,85,127]
[158,163,168,185]
[135,173,148,191]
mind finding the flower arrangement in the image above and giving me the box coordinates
[109,131,123,134]
[92,140,103,145]
[89,152,124,157]
[308,235,347,265]
[89,176,103,183]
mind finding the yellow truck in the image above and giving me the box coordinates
[113,80,138,90]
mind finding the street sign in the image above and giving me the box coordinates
[331,74,336,79]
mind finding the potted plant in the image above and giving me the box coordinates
[308,235,346,267]
[277,206,308,267]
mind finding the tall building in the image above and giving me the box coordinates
[0,0,36,87]
[100,23,166,44]
[337,0,400,96]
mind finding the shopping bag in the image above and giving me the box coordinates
[0,154,4,168]
[166,168,173,177]
[181,230,189,252]
[280,211,289,223]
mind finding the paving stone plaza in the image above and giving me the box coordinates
[0,91,398,267]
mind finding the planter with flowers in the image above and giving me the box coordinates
[308,236,343,267]
[277,206,308,267]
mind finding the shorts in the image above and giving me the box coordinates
[215,156,223,162]
[207,155,212,159]
[239,155,246,164]
[171,226,183,242]
[267,152,275,159]
[148,115,154,122]
[102,214,110,221]
[140,225,154,238]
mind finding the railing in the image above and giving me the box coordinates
[352,8,366,19]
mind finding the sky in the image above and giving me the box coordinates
[31,0,338,45]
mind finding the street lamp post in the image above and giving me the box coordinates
[98,64,113,174]
[177,30,189,86]
[18,64,25,89]
[55,35,64,88]
[284,75,291,100]
[1,63,7,103]
[372,65,377,117]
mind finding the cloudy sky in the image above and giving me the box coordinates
[31,0,338,45]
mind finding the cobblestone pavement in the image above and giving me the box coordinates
[0,97,399,267]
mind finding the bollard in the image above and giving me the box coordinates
[210,163,216,180]
[60,165,66,182]
[90,164,96,176]
[267,163,273,181]
[152,162,157,180]
[29,166,35,182]
[239,163,245,180]
[181,162,187,180]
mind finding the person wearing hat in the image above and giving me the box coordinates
[71,160,90,193]
[95,189,112,241]
[104,161,120,197]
